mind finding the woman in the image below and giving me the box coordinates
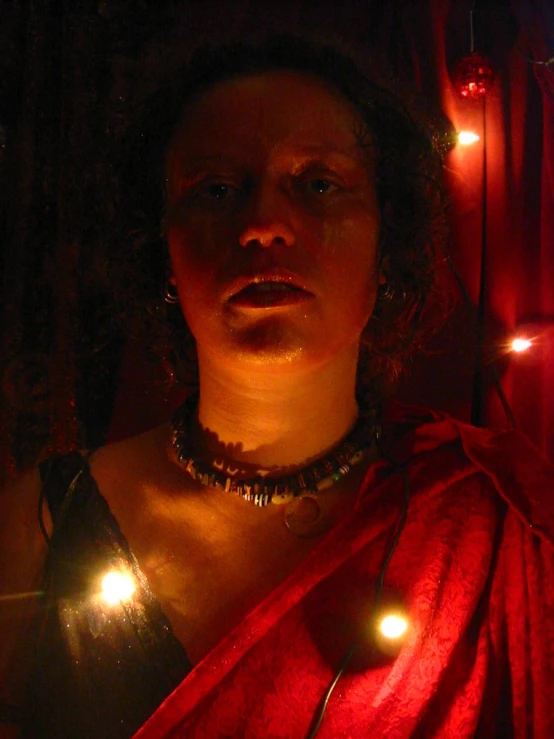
[1,35,552,739]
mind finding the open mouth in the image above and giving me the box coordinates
[228,281,314,308]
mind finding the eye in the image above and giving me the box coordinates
[177,174,245,208]
[196,181,239,202]
[306,178,336,195]
[296,169,342,198]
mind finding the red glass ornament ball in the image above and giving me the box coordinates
[452,52,495,99]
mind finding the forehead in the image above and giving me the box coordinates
[167,70,367,167]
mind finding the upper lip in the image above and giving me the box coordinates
[226,270,314,300]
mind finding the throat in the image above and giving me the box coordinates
[172,392,377,509]
[197,397,361,473]
[192,345,364,471]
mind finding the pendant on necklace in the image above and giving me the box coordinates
[284,494,330,538]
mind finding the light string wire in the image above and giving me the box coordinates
[470,4,476,55]
[470,94,488,427]
[452,94,517,430]
[306,451,411,739]
[516,46,554,68]
[444,251,517,430]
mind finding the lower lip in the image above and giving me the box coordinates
[228,289,314,309]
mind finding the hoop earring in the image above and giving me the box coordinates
[378,282,395,302]
[164,281,180,304]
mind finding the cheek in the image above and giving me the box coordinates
[167,231,215,322]
[322,217,380,327]
[167,220,221,279]
[322,215,380,283]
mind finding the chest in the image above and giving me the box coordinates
[114,490,327,662]
[92,440,368,664]
[123,487,373,664]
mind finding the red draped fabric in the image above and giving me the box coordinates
[131,408,554,738]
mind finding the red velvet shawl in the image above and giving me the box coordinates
[134,408,554,738]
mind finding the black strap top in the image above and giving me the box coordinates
[22,452,192,739]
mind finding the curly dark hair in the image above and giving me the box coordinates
[110,34,452,404]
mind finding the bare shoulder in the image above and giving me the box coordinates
[89,423,176,501]
[86,423,184,541]
[0,466,47,718]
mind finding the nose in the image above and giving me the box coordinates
[238,184,295,249]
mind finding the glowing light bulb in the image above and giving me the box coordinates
[457,130,480,145]
[379,614,408,640]
[511,338,532,353]
[101,570,136,605]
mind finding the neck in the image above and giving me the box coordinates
[193,346,361,472]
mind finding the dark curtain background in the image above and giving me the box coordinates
[1,0,552,479]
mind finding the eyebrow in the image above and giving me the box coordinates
[290,146,370,167]
[173,146,368,171]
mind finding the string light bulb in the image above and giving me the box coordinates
[379,613,409,639]
[373,607,410,657]
[511,338,532,353]
[458,130,480,145]
[101,570,136,605]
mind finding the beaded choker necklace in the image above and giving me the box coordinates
[171,394,378,537]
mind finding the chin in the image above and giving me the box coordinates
[227,330,310,370]
[215,337,359,378]
[195,314,365,374]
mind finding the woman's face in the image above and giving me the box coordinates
[165,70,381,373]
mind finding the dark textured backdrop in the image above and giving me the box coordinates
[1,0,552,476]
